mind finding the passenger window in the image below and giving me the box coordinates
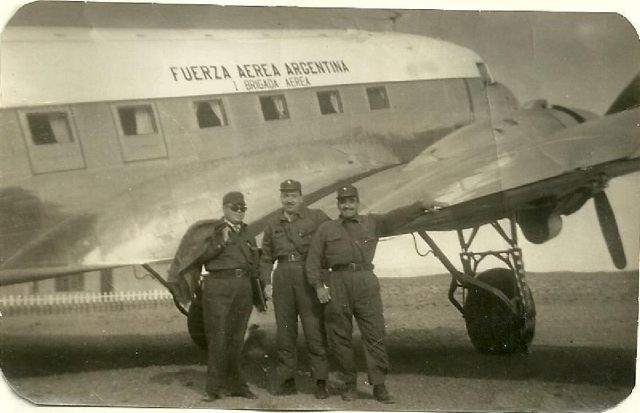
[111,102,167,162]
[260,95,289,121]
[26,112,74,145]
[366,86,390,110]
[317,91,343,115]
[19,107,86,174]
[195,99,228,128]
[117,105,158,135]
[476,62,495,86]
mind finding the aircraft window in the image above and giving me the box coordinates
[366,86,390,110]
[260,95,290,121]
[195,99,228,128]
[117,105,158,135]
[26,112,74,145]
[317,91,344,115]
[476,62,495,86]
[19,108,86,173]
[55,274,84,292]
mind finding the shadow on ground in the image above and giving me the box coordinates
[1,327,635,390]
[385,330,636,387]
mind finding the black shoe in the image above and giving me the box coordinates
[373,384,395,404]
[341,382,358,401]
[274,378,297,396]
[202,392,223,402]
[314,380,329,399]
[229,387,258,399]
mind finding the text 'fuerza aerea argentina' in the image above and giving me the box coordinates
[169,60,350,91]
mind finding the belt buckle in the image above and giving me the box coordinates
[234,269,244,277]
[348,262,357,271]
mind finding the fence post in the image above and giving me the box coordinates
[7,295,14,316]
[1,287,182,316]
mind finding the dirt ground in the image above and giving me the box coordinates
[0,271,638,412]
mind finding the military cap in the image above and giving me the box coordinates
[280,179,302,192]
[336,184,358,199]
[222,191,245,206]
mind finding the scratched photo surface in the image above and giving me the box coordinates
[0,1,639,412]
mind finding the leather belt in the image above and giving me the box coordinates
[277,253,306,263]
[330,262,374,272]
[206,268,248,278]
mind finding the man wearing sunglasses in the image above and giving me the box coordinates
[259,179,331,399]
[306,184,447,404]
[198,191,260,401]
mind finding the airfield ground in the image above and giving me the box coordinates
[0,271,637,412]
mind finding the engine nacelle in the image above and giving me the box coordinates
[517,208,563,244]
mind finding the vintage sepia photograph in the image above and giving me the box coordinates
[1,0,639,411]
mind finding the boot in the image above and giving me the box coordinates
[373,384,395,404]
[341,382,358,401]
[314,379,329,399]
[229,387,258,399]
[201,391,223,402]
[274,378,297,396]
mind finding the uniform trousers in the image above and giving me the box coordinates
[324,270,389,386]
[273,262,328,382]
[202,275,253,395]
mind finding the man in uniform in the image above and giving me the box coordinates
[260,179,331,398]
[306,184,446,403]
[172,191,260,401]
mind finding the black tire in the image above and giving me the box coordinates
[463,268,535,354]
[187,294,207,350]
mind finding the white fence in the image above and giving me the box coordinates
[0,290,174,316]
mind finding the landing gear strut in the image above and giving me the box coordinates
[417,216,536,354]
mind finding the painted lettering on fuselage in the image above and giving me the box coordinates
[169,60,349,92]
[169,65,232,81]
[236,64,281,78]
[243,78,280,91]
[285,76,311,88]
[284,60,349,76]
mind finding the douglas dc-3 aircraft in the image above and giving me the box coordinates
[1,7,639,355]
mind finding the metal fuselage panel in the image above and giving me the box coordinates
[0,76,495,274]
[0,28,483,108]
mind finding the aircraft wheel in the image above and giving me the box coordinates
[187,294,207,350]
[463,268,535,354]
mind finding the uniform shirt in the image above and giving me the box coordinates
[203,220,258,272]
[306,202,424,288]
[259,207,330,285]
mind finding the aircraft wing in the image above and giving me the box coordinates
[310,105,640,260]
[0,263,135,286]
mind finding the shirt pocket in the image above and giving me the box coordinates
[272,227,286,239]
[325,230,349,262]
[296,225,313,239]
[295,222,316,247]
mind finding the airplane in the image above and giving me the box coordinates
[1,3,638,356]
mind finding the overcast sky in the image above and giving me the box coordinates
[397,11,639,115]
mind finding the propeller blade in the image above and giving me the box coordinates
[593,191,627,269]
